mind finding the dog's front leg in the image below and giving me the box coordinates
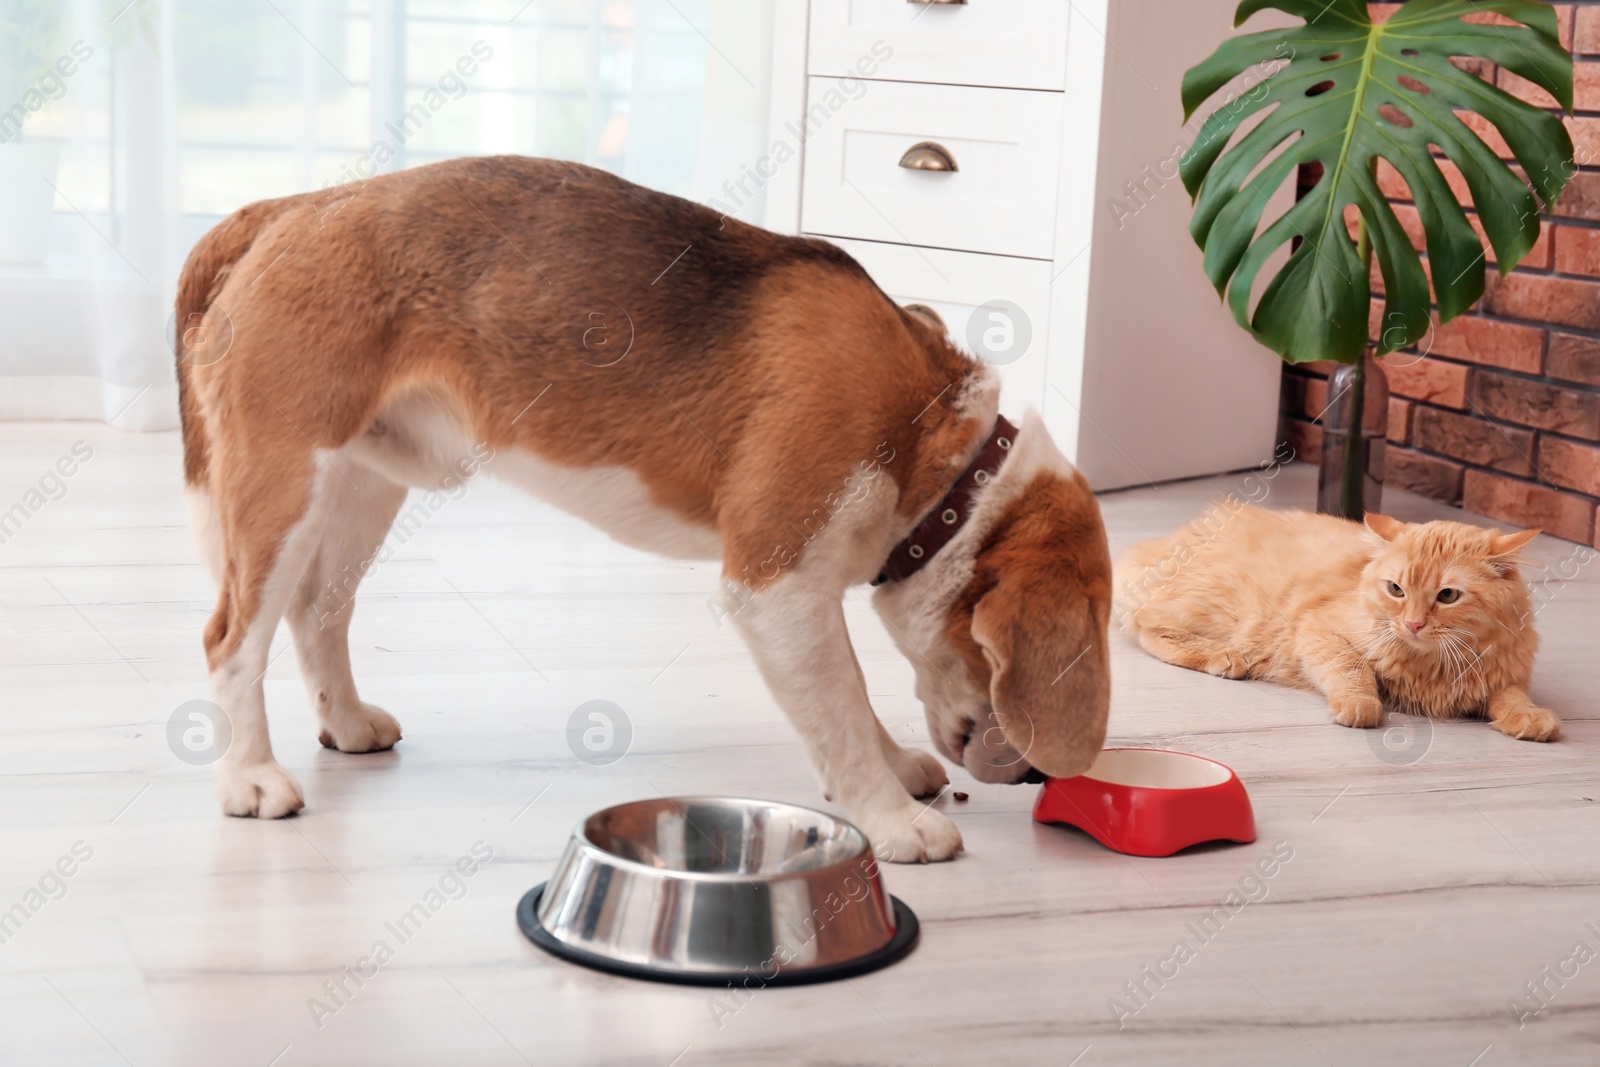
[732,579,962,863]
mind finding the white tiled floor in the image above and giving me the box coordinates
[1,422,1596,1066]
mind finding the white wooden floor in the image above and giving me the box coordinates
[1,422,1597,1067]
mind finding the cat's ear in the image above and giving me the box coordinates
[1488,528,1539,575]
[1364,513,1405,541]
[1490,528,1539,555]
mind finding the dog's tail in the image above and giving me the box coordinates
[175,198,298,585]
[173,198,292,488]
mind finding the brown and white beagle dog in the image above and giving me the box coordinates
[175,156,1111,862]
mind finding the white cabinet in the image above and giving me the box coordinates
[808,0,1069,91]
[801,79,1063,259]
[767,0,1287,491]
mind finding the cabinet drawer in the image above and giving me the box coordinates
[808,0,1068,92]
[821,237,1051,415]
[800,79,1062,261]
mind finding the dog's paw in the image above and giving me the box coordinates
[860,803,963,864]
[318,702,402,753]
[1493,705,1561,742]
[1329,693,1383,729]
[884,745,949,799]
[217,761,304,819]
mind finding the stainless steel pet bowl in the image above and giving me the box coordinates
[517,796,918,985]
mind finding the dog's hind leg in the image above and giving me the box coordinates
[204,450,346,818]
[285,462,408,753]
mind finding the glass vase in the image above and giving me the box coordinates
[1316,355,1388,519]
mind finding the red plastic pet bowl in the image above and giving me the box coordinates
[1032,748,1256,857]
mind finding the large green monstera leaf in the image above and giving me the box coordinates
[1181,0,1573,364]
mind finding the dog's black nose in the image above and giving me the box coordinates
[1022,767,1047,784]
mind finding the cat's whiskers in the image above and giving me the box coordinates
[1429,625,1460,663]
[1435,627,1486,687]
[1339,624,1383,651]
[1452,643,1482,688]
[1436,624,1479,646]
[1345,623,1399,671]
[1383,619,1471,698]
[1434,630,1472,686]
[1437,634,1467,683]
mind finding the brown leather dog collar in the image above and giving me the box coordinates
[874,416,1019,586]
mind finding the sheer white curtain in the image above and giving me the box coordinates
[0,0,773,430]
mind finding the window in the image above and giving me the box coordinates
[3,0,712,262]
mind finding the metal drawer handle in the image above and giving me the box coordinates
[898,142,958,172]
[907,0,967,5]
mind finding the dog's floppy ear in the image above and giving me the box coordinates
[960,476,1113,777]
[970,566,1110,780]
[902,303,946,332]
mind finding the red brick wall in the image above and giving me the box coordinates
[1279,2,1600,547]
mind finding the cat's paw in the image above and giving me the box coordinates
[1328,693,1383,729]
[1205,650,1250,679]
[1493,705,1561,742]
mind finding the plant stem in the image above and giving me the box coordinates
[1338,353,1367,519]
[1339,165,1378,520]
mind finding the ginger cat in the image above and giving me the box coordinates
[1115,506,1558,741]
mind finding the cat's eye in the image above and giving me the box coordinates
[1436,587,1461,604]
[1384,580,1404,598]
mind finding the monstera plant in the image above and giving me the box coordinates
[1180,0,1573,517]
